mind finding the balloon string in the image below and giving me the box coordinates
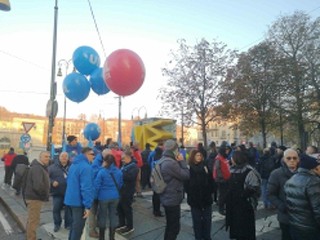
[87,0,107,58]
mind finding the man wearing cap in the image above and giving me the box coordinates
[159,139,190,240]
[284,154,320,240]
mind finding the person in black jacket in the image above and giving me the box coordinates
[284,154,320,240]
[185,149,214,240]
[11,151,29,195]
[48,151,71,232]
[267,148,299,240]
[24,151,50,240]
[116,146,139,235]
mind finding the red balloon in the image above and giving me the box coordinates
[103,49,145,96]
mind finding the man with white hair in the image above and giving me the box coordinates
[267,148,299,240]
[284,154,320,240]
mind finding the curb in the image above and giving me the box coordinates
[0,196,25,232]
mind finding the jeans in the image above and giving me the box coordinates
[68,207,87,240]
[279,222,293,240]
[4,166,13,185]
[164,205,181,240]
[52,196,72,228]
[98,199,119,228]
[261,178,271,208]
[152,191,161,214]
[290,225,320,240]
[117,195,134,228]
[217,182,228,212]
[26,200,43,240]
[191,205,212,240]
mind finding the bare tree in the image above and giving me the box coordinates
[267,11,320,149]
[159,39,237,148]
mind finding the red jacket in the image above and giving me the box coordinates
[111,149,122,168]
[132,150,143,168]
[213,154,231,182]
[2,152,17,167]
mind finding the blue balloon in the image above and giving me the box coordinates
[89,68,110,95]
[84,123,101,141]
[63,72,90,103]
[72,46,100,75]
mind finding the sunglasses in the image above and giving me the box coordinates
[88,153,95,156]
[286,156,298,161]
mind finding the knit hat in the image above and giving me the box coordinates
[164,139,178,152]
[299,154,320,170]
[67,135,77,143]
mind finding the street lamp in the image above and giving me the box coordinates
[46,0,59,152]
[57,59,73,146]
[0,0,10,11]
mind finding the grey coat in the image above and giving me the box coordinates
[267,161,295,224]
[159,150,190,207]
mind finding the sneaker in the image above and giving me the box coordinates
[115,225,126,231]
[119,227,134,235]
[53,225,60,232]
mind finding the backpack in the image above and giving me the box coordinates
[12,164,30,191]
[150,158,167,194]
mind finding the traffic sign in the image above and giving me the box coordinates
[20,133,31,143]
[22,122,35,133]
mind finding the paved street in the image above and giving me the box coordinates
[0,159,281,240]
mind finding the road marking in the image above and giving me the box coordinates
[0,210,13,235]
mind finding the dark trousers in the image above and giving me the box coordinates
[279,222,293,240]
[290,225,320,240]
[52,196,72,228]
[69,207,87,240]
[117,195,133,228]
[140,164,151,189]
[191,205,212,240]
[164,205,181,240]
[217,182,228,211]
[4,166,13,185]
[152,191,161,214]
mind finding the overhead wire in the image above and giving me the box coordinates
[87,0,107,58]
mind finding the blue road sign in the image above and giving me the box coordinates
[20,133,31,143]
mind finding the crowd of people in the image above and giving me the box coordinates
[1,136,320,240]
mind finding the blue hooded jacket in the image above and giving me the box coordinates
[64,154,93,209]
[94,164,123,201]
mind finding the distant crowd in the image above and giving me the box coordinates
[1,137,320,240]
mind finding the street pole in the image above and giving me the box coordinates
[47,0,59,152]
[118,96,122,147]
[57,59,72,146]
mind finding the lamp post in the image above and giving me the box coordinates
[46,0,59,152]
[0,0,10,11]
[57,59,73,146]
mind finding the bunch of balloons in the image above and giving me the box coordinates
[63,45,146,103]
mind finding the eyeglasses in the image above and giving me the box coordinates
[286,156,298,161]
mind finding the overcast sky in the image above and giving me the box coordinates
[0,0,319,120]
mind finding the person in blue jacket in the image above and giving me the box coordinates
[64,147,95,240]
[65,135,82,162]
[94,154,123,240]
[88,148,112,238]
